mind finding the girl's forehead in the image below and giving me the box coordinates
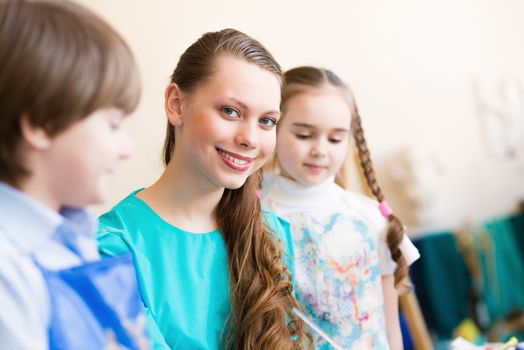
[283,91,352,130]
[192,56,281,111]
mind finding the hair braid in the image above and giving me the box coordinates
[351,103,408,288]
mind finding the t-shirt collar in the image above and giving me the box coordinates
[0,182,96,253]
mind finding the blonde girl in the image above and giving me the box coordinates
[262,66,420,349]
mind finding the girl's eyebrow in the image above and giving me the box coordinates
[227,97,248,110]
[292,122,349,133]
[292,122,315,129]
[226,97,280,117]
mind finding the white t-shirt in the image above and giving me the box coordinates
[262,174,419,350]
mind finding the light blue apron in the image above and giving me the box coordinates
[37,253,148,350]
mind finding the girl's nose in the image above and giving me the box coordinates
[310,139,327,158]
[234,121,258,149]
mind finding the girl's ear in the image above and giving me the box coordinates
[165,83,185,127]
[20,115,52,150]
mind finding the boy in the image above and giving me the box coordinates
[0,1,147,348]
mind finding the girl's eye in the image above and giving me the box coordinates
[221,107,239,118]
[259,117,277,129]
[329,138,342,144]
[295,134,312,140]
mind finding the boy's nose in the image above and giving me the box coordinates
[119,129,134,159]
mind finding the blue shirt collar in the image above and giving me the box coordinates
[0,182,96,254]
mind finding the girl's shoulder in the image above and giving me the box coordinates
[342,191,388,234]
[343,190,378,211]
[97,189,162,247]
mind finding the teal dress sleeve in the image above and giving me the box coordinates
[97,210,170,350]
[262,209,296,282]
[97,210,133,257]
[262,209,302,338]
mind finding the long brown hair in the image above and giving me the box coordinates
[280,66,408,288]
[164,29,310,349]
[0,0,140,185]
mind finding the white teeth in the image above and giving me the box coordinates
[218,149,248,165]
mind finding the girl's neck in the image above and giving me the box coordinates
[279,173,335,194]
[137,158,224,233]
[267,173,338,209]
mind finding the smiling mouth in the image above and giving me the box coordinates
[304,163,327,173]
[217,148,254,171]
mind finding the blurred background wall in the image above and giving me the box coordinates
[78,0,524,233]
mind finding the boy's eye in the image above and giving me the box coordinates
[295,134,312,140]
[221,107,239,118]
[109,121,122,131]
[259,117,277,129]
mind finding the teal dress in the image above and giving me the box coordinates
[97,190,295,349]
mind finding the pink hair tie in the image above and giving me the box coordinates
[378,201,393,217]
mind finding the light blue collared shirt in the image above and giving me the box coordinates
[0,182,99,350]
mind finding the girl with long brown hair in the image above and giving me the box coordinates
[262,66,420,349]
[97,29,310,349]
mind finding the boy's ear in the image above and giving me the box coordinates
[165,83,184,127]
[20,116,52,150]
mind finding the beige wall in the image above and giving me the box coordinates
[80,0,524,233]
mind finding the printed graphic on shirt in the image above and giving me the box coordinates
[288,211,389,350]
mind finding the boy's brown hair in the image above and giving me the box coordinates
[0,0,141,185]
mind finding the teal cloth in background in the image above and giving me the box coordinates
[509,213,524,261]
[411,232,472,339]
[96,190,295,349]
[475,215,524,323]
[411,213,524,342]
